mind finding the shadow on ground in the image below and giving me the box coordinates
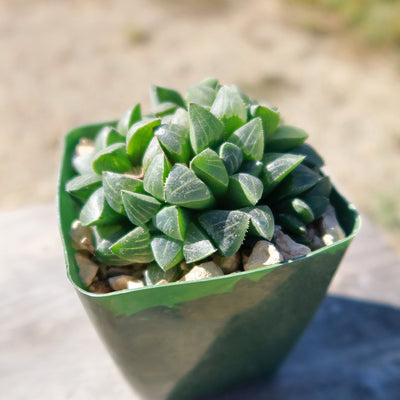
[201,295,400,400]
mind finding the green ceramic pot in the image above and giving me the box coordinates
[58,122,361,400]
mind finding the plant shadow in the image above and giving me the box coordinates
[200,295,400,400]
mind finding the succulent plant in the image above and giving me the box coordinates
[66,78,343,292]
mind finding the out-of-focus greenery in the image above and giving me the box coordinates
[290,0,400,50]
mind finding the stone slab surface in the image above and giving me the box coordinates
[1,203,399,399]
[203,296,400,400]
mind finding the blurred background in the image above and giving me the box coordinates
[1,0,399,255]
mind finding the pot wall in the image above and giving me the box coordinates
[58,122,360,400]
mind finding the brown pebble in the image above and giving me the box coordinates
[213,252,241,274]
[318,205,346,246]
[75,252,99,287]
[108,275,135,291]
[274,230,311,261]
[88,280,112,294]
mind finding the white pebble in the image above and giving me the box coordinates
[244,240,283,271]
[127,279,145,290]
[76,138,95,156]
[182,261,224,282]
[70,220,94,252]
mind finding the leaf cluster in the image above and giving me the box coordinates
[67,78,332,275]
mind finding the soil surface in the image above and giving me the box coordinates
[1,0,399,252]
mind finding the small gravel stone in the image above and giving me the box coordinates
[213,252,241,274]
[319,205,346,246]
[182,261,224,282]
[127,279,145,290]
[75,252,99,287]
[88,280,112,294]
[274,230,311,261]
[76,138,95,156]
[70,220,94,253]
[244,240,283,271]
[108,275,136,291]
[180,261,190,273]
[241,248,251,266]
[155,279,169,285]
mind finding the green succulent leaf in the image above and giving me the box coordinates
[65,174,102,202]
[126,118,161,165]
[289,143,324,168]
[142,136,164,172]
[250,104,280,140]
[265,125,309,152]
[299,177,331,218]
[228,117,264,161]
[190,148,229,197]
[153,205,189,241]
[288,198,315,224]
[165,164,215,209]
[122,191,161,226]
[242,205,274,240]
[152,102,178,117]
[169,108,190,129]
[94,126,125,151]
[198,77,219,89]
[218,142,243,175]
[117,104,142,136]
[183,222,217,263]
[151,235,184,271]
[299,195,329,219]
[79,188,123,226]
[150,85,186,109]
[276,213,307,237]
[302,175,332,198]
[110,226,154,263]
[269,164,322,203]
[143,153,171,201]
[226,173,263,208]
[241,160,263,177]
[102,171,144,214]
[155,124,191,164]
[186,84,216,107]
[94,222,131,240]
[93,224,135,266]
[92,143,132,174]
[210,85,247,135]
[260,153,305,196]
[144,262,182,286]
[199,210,250,257]
[188,103,225,154]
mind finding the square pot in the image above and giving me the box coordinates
[58,122,361,400]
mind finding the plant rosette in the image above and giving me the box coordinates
[58,79,360,400]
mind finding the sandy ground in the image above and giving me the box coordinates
[1,0,399,251]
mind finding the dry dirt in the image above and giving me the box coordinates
[1,0,399,252]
